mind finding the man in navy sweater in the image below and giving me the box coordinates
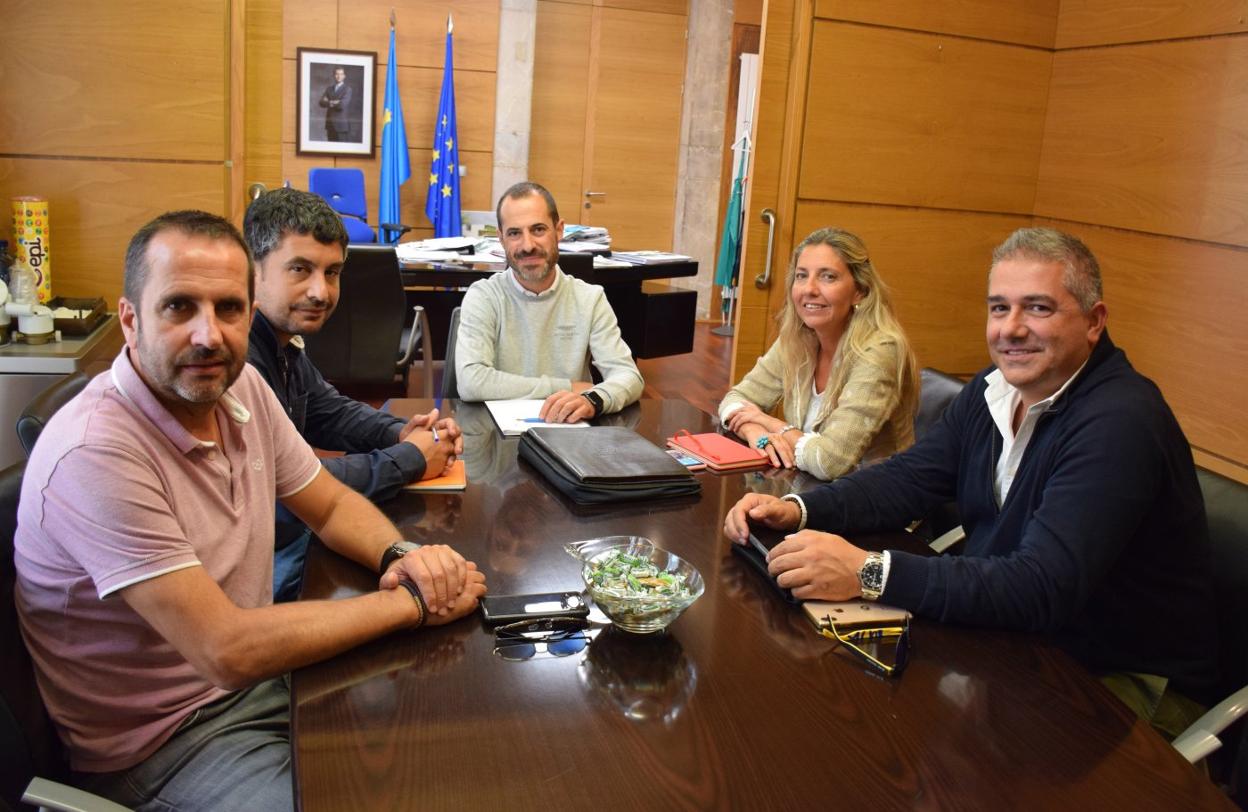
[724,227,1215,732]
[245,188,463,601]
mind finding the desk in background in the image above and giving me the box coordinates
[292,399,1229,811]
[401,253,699,360]
[0,315,121,468]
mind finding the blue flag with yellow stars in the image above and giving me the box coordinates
[379,26,410,245]
[425,16,461,237]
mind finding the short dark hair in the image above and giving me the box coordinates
[243,187,349,264]
[495,181,559,230]
[124,210,253,307]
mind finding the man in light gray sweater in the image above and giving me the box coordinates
[455,182,644,422]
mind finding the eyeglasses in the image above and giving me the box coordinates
[818,620,910,678]
[492,618,591,661]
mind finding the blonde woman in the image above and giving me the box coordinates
[720,228,919,479]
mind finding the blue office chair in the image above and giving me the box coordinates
[308,168,377,244]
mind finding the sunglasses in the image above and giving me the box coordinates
[493,618,592,661]
[818,620,910,678]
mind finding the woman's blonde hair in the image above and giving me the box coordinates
[774,227,919,423]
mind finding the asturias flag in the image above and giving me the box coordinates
[379,26,410,245]
[425,15,461,237]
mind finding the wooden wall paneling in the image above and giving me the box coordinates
[229,0,248,222]
[794,201,1030,375]
[530,2,593,214]
[283,0,340,57]
[734,0,764,26]
[594,0,689,16]
[246,0,285,195]
[0,0,228,161]
[0,159,226,304]
[730,0,799,381]
[336,0,502,73]
[586,6,688,249]
[1056,0,1248,49]
[815,0,1059,48]
[1034,220,1248,476]
[1035,37,1248,246]
[799,23,1052,215]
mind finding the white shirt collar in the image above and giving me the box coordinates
[984,358,1089,435]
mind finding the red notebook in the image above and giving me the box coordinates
[667,430,770,473]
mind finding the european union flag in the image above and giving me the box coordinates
[425,16,461,238]
[379,26,410,245]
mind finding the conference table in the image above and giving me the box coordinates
[292,399,1230,810]
[400,252,699,359]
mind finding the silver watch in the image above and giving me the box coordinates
[379,540,422,574]
[857,552,885,601]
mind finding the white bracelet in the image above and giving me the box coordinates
[780,493,808,531]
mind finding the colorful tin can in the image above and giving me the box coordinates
[12,197,51,304]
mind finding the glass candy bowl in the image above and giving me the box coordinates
[565,537,704,634]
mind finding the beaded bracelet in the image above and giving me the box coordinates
[395,580,428,628]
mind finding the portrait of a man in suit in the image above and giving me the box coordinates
[319,66,354,142]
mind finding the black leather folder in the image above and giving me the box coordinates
[518,426,701,505]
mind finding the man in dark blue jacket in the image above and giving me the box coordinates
[245,188,462,601]
[724,227,1215,731]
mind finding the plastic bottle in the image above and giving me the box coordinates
[10,261,38,306]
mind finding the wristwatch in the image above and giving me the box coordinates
[379,540,422,574]
[581,390,604,417]
[857,552,886,601]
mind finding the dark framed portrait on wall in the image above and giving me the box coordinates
[296,47,376,157]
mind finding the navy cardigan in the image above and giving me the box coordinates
[802,333,1216,697]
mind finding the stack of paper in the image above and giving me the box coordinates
[562,224,610,244]
[485,399,590,437]
[559,240,611,254]
[610,250,693,265]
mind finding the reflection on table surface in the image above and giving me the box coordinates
[293,399,1229,811]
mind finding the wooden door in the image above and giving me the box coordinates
[531,0,687,249]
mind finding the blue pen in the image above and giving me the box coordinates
[519,417,548,423]
[432,426,440,442]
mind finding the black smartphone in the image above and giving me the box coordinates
[480,592,591,625]
[731,522,799,604]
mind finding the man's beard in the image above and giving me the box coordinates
[509,248,557,285]
[137,334,243,405]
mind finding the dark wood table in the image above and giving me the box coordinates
[401,253,699,359]
[293,399,1230,811]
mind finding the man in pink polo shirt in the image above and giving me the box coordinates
[14,210,487,811]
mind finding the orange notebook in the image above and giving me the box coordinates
[403,459,467,492]
[667,430,770,473]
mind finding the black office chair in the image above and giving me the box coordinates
[302,245,433,397]
[915,368,965,441]
[1172,468,1248,803]
[441,307,462,402]
[910,369,966,551]
[0,461,128,811]
[16,371,90,456]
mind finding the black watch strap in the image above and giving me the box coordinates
[581,389,604,417]
[379,541,421,574]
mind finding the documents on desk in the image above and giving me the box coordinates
[395,237,506,267]
[485,399,590,436]
[611,250,693,265]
